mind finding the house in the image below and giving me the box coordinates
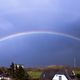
[40,69,78,80]
[0,74,11,80]
[14,64,24,70]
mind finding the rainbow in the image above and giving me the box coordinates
[0,31,80,42]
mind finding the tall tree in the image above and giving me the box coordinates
[16,65,29,80]
[10,62,15,78]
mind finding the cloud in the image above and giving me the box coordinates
[0,0,58,15]
[0,17,14,30]
[0,0,80,37]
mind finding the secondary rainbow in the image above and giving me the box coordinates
[0,31,80,42]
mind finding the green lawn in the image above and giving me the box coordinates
[28,71,42,79]
[74,70,80,75]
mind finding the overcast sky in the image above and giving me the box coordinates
[0,0,80,67]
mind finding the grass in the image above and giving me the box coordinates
[74,70,80,75]
[27,71,42,79]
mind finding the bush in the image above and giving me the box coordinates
[9,62,29,80]
[76,74,80,78]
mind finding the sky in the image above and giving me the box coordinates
[0,0,80,67]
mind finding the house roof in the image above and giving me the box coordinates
[40,69,77,80]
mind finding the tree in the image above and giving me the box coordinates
[9,62,15,78]
[9,62,29,80]
[16,65,29,80]
[0,68,3,74]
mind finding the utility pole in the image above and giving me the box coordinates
[74,57,76,68]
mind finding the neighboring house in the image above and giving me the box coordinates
[13,64,24,70]
[0,74,11,80]
[40,69,78,80]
